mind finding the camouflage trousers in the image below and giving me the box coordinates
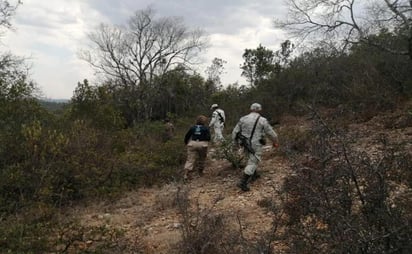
[212,125,225,143]
[184,140,209,179]
[243,144,263,176]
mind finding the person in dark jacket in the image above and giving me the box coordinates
[183,115,211,180]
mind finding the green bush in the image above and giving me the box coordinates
[212,138,245,169]
[282,116,412,253]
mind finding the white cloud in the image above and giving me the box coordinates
[1,0,287,99]
[199,15,286,86]
[2,0,105,98]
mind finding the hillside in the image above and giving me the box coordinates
[60,109,412,253]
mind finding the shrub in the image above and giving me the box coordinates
[212,138,245,169]
[282,112,412,253]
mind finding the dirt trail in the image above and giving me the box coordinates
[67,109,412,253]
[70,144,289,253]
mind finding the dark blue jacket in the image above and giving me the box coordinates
[184,125,211,144]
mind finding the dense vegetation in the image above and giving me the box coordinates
[0,0,411,253]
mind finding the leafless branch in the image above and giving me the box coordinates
[80,7,208,88]
[275,0,412,58]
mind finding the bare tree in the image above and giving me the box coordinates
[79,7,208,123]
[0,53,34,99]
[0,1,33,99]
[205,57,226,91]
[0,0,21,35]
[275,0,412,59]
[80,7,208,88]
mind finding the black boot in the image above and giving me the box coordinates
[250,171,261,182]
[237,174,251,191]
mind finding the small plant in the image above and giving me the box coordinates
[175,186,227,253]
[212,138,246,169]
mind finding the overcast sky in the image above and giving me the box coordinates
[1,0,287,99]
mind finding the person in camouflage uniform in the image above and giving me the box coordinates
[232,103,279,191]
[163,118,175,142]
[209,104,226,143]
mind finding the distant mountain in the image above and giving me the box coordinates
[38,98,69,113]
[40,98,70,103]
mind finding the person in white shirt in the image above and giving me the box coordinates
[209,104,226,143]
[232,103,279,191]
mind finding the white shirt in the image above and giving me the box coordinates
[232,112,277,145]
[209,108,225,127]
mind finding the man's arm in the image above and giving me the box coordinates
[231,122,241,141]
[262,119,279,147]
[218,109,225,122]
[209,111,217,127]
[184,127,193,144]
[205,126,211,141]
